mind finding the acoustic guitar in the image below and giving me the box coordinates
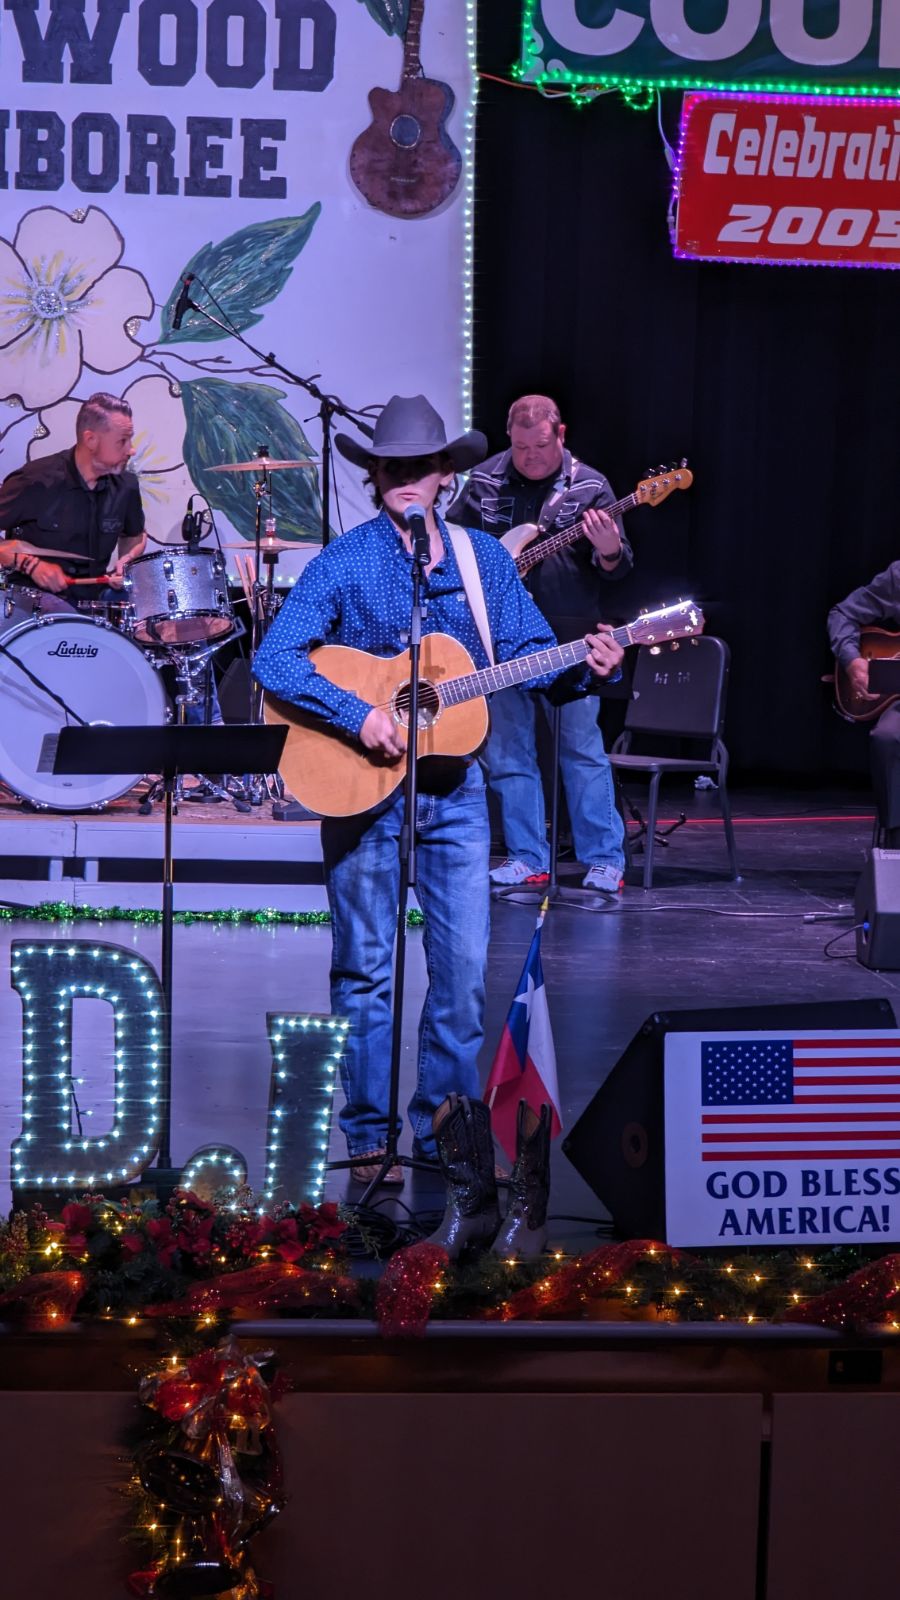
[349,0,462,219]
[833,628,900,722]
[264,599,704,818]
[501,462,693,574]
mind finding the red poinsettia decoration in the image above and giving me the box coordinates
[145,1216,177,1269]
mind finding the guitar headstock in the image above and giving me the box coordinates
[635,458,693,506]
[626,599,705,646]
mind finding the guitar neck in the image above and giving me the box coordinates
[439,627,632,707]
[516,491,639,576]
[402,0,424,77]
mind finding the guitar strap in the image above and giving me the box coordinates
[445,524,495,667]
[536,453,580,534]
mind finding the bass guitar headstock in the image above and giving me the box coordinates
[634,458,693,506]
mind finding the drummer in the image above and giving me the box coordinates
[0,390,145,603]
[0,392,226,766]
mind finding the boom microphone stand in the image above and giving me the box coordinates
[172,278,377,547]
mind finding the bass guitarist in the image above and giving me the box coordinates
[448,393,631,895]
[828,562,900,845]
[252,393,623,1185]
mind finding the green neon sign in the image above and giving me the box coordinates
[517,2,900,103]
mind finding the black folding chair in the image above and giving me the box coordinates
[609,635,739,890]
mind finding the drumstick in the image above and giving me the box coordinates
[65,576,111,586]
[236,553,255,615]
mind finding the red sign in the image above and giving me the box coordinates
[674,92,900,270]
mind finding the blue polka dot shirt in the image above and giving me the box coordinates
[252,510,576,738]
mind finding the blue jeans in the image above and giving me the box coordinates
[321,762,490,1158]
[483,686,625,873]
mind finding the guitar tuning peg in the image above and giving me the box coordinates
[679,456,688,467]
[645,466,657,477]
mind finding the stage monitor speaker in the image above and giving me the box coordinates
[562,997,898,1240]
[855,849,900,969]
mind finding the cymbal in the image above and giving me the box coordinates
[205,457,318,474]
[219,539,307,552]
[3,539,91,564]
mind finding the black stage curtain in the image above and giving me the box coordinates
[473,12,900,781]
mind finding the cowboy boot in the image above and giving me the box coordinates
[491,1101,551,1260]
[426,1093,501,1258]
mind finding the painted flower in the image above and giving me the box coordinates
[31,374,194,543]
[0,206,152,410]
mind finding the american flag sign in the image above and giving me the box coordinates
[701,1036,900,1162]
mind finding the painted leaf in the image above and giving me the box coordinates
[158,207,322,344]
[181,379,324,542]
[356,0,409,37]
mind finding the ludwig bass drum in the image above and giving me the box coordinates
[0,613,169,809]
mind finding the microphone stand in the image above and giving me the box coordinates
[325,521,437,1204]
[174,284,377,547]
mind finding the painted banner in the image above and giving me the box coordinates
[519,1,900,97]
[0,0,475,571]
[673,91,900,268]
[664,1030,900,1245]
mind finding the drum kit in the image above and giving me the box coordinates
[0,455,314,813]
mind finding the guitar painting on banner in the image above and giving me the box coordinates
[349,0,463,218]
[265,601,705,818]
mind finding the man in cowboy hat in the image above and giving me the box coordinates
[253,394,623,1185]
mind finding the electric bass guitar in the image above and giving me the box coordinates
[349,0,462,219]
[833,628,900,723]
[264,599,704,818]
[502,462,693,575]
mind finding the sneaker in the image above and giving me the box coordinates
[583,863,624,895]
[489,859,550,886]
[349,1150,405,1186]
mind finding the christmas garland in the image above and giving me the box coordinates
[0,901,424,927]
[0,1189,356,1328]
[1,1189,899,1336]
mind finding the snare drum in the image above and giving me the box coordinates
[0,612,169,809]
[77,596,135,633]
[128,548,233,645]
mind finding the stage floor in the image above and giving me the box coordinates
[0,782,893,1242]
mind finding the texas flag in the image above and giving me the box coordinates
[485,906,562,1162]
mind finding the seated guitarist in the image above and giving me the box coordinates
[829,564,900,845]
[252,393,623,1185]
[448,393,631,895]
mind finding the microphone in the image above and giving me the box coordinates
[171,274,195,332]
[181,495,205,546]
[406,501,430,567]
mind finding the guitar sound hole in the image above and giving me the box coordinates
[390,113,422,149]
[395,679,440,730]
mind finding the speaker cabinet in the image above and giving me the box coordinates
[562,998,898,1240]
[855,849,900,970]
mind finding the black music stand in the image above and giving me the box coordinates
[53,725,287,1194]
